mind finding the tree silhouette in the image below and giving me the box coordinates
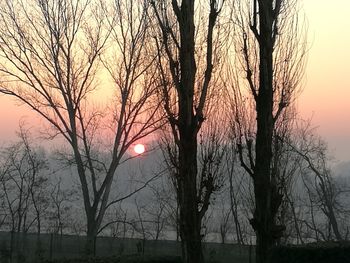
[150,1,225,262]
[228,0,307,262]
[0,0,160,254]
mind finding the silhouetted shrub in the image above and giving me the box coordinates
[41,255,121,263]
[41,254,221,263]
[121,255,182,263]
[270,243,350,263]
[41,255,183,263]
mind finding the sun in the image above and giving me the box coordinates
[133,144,145,155]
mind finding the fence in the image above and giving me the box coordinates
[0,231,254,263]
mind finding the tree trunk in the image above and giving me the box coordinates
[176,1,204,262]
[252,1,284,262]
[152,0,219,261]
[178,136,203,263]
[286,194,304,244]
[86,214,98,256]
[325,203,343,241]
[253,180,275,263]
[229,175,244,244]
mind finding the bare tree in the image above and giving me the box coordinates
[211,194,233,244]
[228,165,250,245]
[0,0,160,253]
[142,182,172,241]
[288,123,347,242]
[0,190,7,229]
[147,171,179,241]
[149,1,226,261]
[228,0,307,262]
[159,111,228,261]
[47,177,77,235]
[267,108,306,245]
[0,125,49,233]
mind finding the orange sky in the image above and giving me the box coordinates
[0,1,349,161]
[298,0,350,161]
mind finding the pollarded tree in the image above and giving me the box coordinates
[150,1,226,262]
[228,0,307,262]
[0,0,160,253]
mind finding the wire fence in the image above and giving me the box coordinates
[0,231,253,263]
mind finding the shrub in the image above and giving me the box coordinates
[41,255,121,263]
[122,255,182,263]
[270,243,350,263]
[41,255,183,263]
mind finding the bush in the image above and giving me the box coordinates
[270,243,350,263]
[122,255,182,263]
[41,255,121,263]
[41,255,183,263]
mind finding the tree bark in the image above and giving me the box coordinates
[152,0,220,261]
[86,217,98,256]
[178,135,204,263]
[252,1,284,262]
[175,1,204,262]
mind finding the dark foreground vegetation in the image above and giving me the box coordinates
[270,242,350,263]
[42,255,183,263]
[34,243,350,263]
[37,243,350,263]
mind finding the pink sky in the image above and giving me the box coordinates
[0,1,349,161]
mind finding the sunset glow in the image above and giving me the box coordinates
[134,144,145,155]
[0,1,349,161]
[0,2,349,260]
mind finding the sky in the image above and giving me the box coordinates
[0,1,349,162]
[298,0,350,162]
